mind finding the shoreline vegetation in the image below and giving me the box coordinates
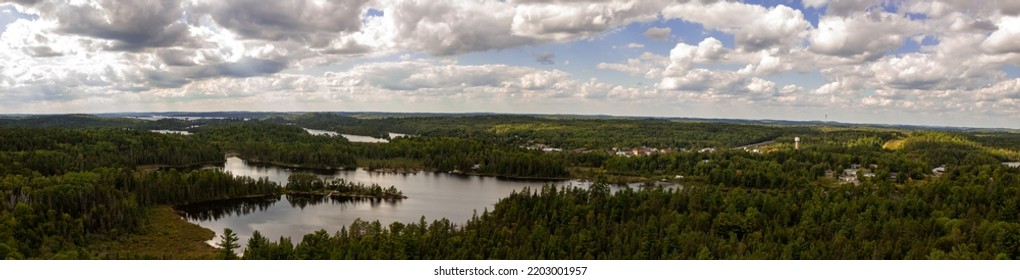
[232,154,656,184]
[88,206,217,259]
[135,160,227,172]
[170,171,408,211]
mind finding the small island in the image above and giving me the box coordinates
[284,173,406,200]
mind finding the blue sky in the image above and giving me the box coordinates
[1,0,1019,128]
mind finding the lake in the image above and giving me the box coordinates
[151,129,192,135]
[179,156,591,248]
[302,128,390,143]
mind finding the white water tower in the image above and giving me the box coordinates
[795,137,800,150]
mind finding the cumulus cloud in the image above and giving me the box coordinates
[662,38,728,75]
[643,27,671,40]
[663,2,811,52]
[38,0,194,51]
[511,0,666,41]
[981,16,1020,54]
[809,10,922,61]
[201,0,369,47]
[597,52,668,78]
[824,0,882,17]
[869,54,946,90]
[802,0,828,9]
[389,0,532,56]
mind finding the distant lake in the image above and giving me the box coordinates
[179,156,589,248]
[302,128,389,143]
[151,130,192,135]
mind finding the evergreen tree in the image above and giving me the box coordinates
[217,228,240,260]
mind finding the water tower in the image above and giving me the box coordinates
[795,137,800,150]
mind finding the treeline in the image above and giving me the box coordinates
[284,114,794,149]
[193,121,569,178]
[357,137,569,178]
[0,169,142,259]
[236,166,1020,259]
[196,122,357,168]
[0,128,223,175]
[131,169,281,206]
[267,113,391,139]
[286,173,404,199]
[598,146,929,187]
[0,167,283,259]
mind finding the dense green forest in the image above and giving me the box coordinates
[0,113,1019,259]
[240,176,1020,259]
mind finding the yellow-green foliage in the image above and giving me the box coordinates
[883,139,906,150]
[490,123,569,134]
[847,136,884,148]
[902,131,1020,160]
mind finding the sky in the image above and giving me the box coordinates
[1,0,1019,128]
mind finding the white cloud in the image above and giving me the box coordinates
[824,0,882,17]
[597,51,667,78]
[809,10,923,61]
[387,0,532,56]
[509,0,667,41]
[802,0,828,9]
[869,54,946,90]
[981,16,1020,54]
[662,37,728,77]
[201,0,369,47]
[643,26,671,40]
[663,2,811,52]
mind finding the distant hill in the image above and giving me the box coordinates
[1,112,1016,133]
[0,114,143,128]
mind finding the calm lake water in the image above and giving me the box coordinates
[151,129,192,135]
[179,156,591,247]
[302,128,390,143]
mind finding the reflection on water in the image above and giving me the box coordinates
[177,196,279,222]
[177,194,402,222]
[151,130,192,135]
[187,156,677,248]
[302,128,389,143]
[302,128,338,137]
[285,194,401,209]
[188,156,580,247]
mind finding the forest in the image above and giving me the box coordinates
[0,112,1018,259]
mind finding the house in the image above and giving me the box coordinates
[1004,162,1020,168]
[844,169,857,176]
[824,170,835,179]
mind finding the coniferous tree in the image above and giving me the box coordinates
[217,228,240,260]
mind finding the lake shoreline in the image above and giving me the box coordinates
[232,154,584,182]
[172,190,407,212]
[136,160,227,172]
